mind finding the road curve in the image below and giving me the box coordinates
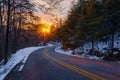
[10,47,120,80]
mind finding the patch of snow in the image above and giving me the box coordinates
[22,57,27,63]
[0,60,4,66]
[0,46,44,80]
[55,46,101,60]
[87,56,100,60]
[55,46,73,55]
[47,43,54,47]
[77,54,101,60]
[76,37,120,54]
[18,65,24,71]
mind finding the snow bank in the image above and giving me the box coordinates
[80,54,102,60]
[55,46,101,60]
[77,35,120,53]
[47,43,54,47]
[0,46,44,80]
[55,46,73,55]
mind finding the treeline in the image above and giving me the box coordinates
[53,0,120,59]
[0,0,41,64]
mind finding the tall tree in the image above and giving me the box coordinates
[4,0,11,64]
[102,0,120,55]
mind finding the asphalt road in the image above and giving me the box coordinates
[13,47,120,80]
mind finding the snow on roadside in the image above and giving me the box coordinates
[79,54,102,60]
[47,43,54,47]
[55,46,73,55]
[55,46,101,60]
[18,65,24,71]
[0,46,44,80]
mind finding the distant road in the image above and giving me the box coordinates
[10,47,120,80]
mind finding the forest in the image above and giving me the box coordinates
[53,0,120,61]
[0,0,120,65]
[0,0,44,64]
[0,0,64,64]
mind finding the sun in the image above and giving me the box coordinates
[38,22,52,34]
[42,23,51,33]
[42,28,50,33]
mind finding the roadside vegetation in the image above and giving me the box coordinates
[52,0,120,61]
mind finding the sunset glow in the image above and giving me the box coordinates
[38,22,52,34]
[42,28,50,33]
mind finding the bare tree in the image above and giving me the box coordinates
[4,0,11,64]
[1,0,65,64]
[31,0,64,16]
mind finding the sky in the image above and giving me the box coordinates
[30,0,78,21]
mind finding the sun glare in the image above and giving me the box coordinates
[38,22,52,34]
[42,28,50,33]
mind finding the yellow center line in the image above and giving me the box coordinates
[43,51,106,80]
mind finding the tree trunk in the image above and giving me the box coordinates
[91,33,94,50]
[4,0,11,64]
[0,1,2,61]
[110,32,114,57]
[11,0,17,53]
